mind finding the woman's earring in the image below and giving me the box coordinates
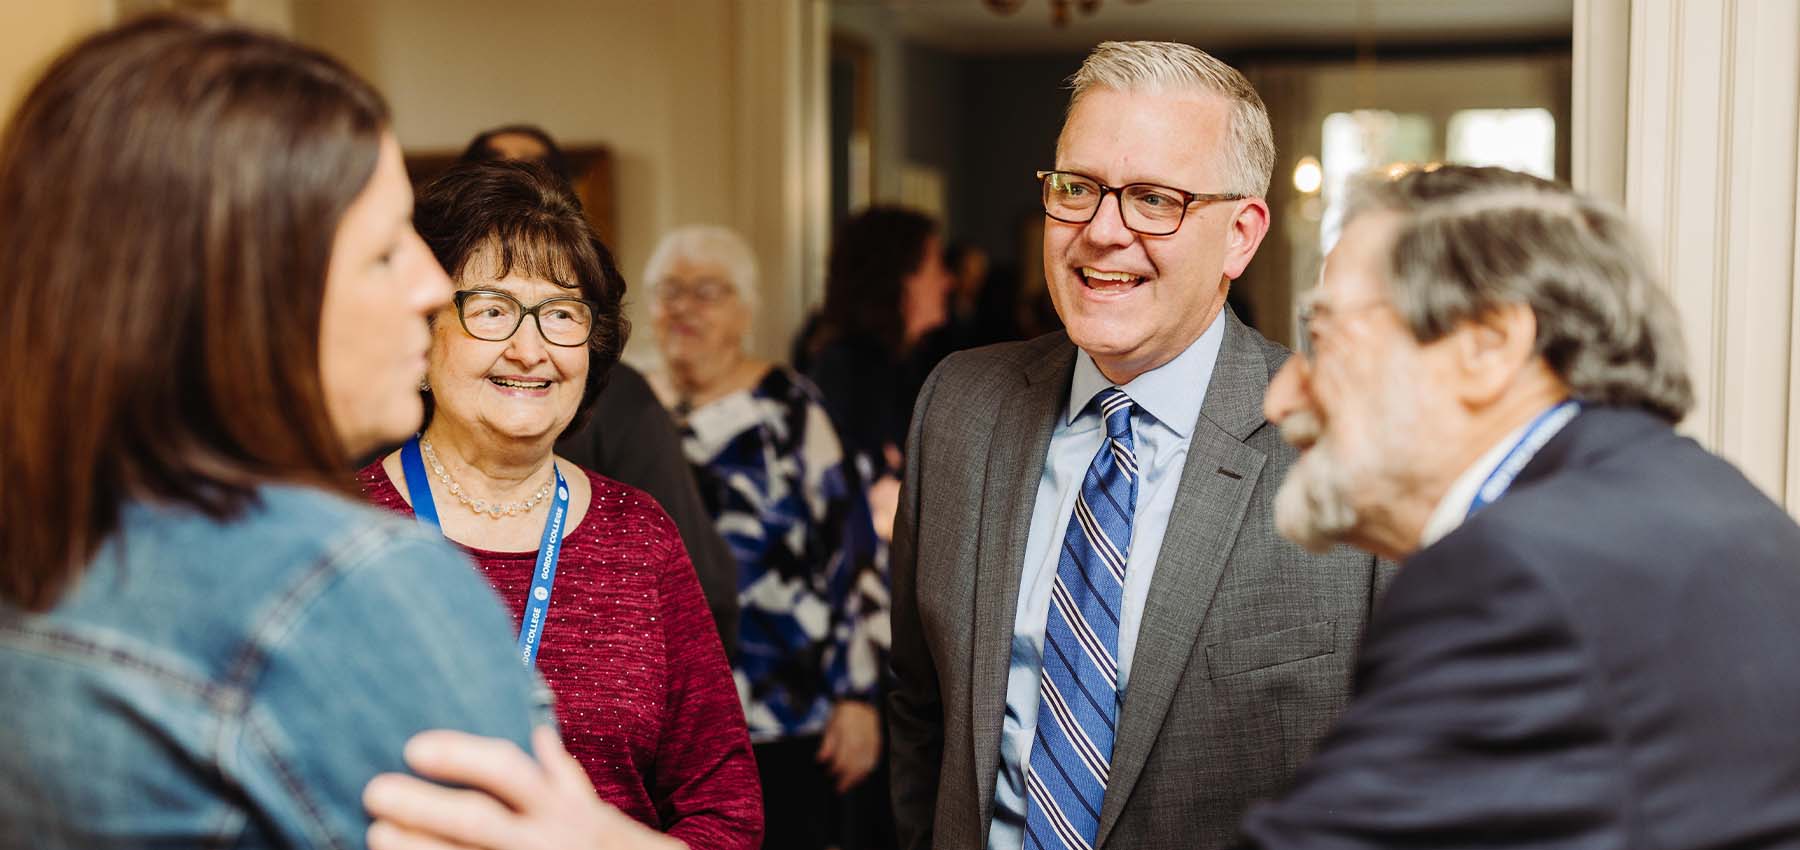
[419,378,431,392]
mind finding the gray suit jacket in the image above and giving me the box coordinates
[888,313,1389,850]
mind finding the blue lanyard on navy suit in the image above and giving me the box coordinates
[1465,400,1581,518]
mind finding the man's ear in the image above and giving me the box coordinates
[1222,197,1271,280]
[1451,302,1539,405]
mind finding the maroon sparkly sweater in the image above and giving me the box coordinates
[359,462,762,849]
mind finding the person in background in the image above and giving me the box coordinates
[943,241,1032,352]
[942,241,991,351]
[978,260,1030,347]
[357,161,760,848]
[644,224,884,850]
[804,207,956,543]
[462,123,575,184]
[461,121,740,655]
[0,15,551,848]
[794,206,952,850]
[558,346,742,652]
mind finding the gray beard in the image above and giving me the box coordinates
[1271,343,1433,555]
[1274,423,1362,554]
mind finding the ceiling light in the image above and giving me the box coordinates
[1293,157,1323,194]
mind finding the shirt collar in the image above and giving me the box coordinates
[1066,313,1226,437]
[1418,403,1569,549]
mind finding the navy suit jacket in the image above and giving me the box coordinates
[1239,406,1800,849]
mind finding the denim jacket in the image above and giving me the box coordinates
[0,484,549,849]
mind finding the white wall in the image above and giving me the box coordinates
[294,0,818,365]
[0,0,110,119]
[1589,0,1800,511]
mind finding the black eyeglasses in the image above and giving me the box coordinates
[1037,170,1246,236]
[452,289,598,348]
[1295,295,1392,358]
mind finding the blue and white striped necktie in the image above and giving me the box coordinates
[1024,386,1138,850]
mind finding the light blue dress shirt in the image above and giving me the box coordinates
[986,318,1227,850]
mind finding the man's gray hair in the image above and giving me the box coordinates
[1067,41,1274,198]
[1346,164,1693,423]
[643,225,759,312]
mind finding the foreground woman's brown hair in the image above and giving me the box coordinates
[0,14,387,609]
[0,15,554,848]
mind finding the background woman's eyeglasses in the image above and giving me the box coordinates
[653,278,737,306]
[452,289,597,347]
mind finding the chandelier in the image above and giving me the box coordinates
[983,0,1149,28]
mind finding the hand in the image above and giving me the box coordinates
[816,700,881,793]
[867,475,902,543]
[364,727,687,850]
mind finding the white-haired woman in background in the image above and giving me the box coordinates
[646,226,885,850]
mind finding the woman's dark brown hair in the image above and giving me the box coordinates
[412,159,629,437]
[0,15,390,610]
[818,206,938,356]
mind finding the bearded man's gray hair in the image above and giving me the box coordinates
[1346,164,1694,423]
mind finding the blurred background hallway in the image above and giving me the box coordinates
[5,0,1797,509]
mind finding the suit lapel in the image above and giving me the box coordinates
[1096,313,1272,847]
[1511,406,1652,491]
[971,338,1074,832]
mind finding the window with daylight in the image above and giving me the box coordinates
[1447,107,1557,179]
[1319,110,1433,252]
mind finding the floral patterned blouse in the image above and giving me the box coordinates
[674,366,886,742]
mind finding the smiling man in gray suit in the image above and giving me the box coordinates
[887,42,1387,850]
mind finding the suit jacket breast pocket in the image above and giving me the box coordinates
[1204,620,1337,680]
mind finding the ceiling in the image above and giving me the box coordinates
[841,0,1573,54]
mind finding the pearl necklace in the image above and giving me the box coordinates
[419,437,554,520]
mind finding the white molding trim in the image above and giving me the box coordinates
[1614,0,1800,508]
[1719,0,1798,502]
[732,0,828,362]
[1571,0,1629,204]
[1789,136,1800,509]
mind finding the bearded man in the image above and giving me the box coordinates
[1247,164,1800,849]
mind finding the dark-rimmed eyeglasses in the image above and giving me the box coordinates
[1295,295,1392,358]
[452,289,598,348]
[1037,170,1246,236]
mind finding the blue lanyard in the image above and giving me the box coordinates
[1467,400,1581,517]
[400,436,570,667]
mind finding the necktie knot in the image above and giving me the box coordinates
[1095,387,1134,443]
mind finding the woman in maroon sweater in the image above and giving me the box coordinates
[358,159,759,848]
